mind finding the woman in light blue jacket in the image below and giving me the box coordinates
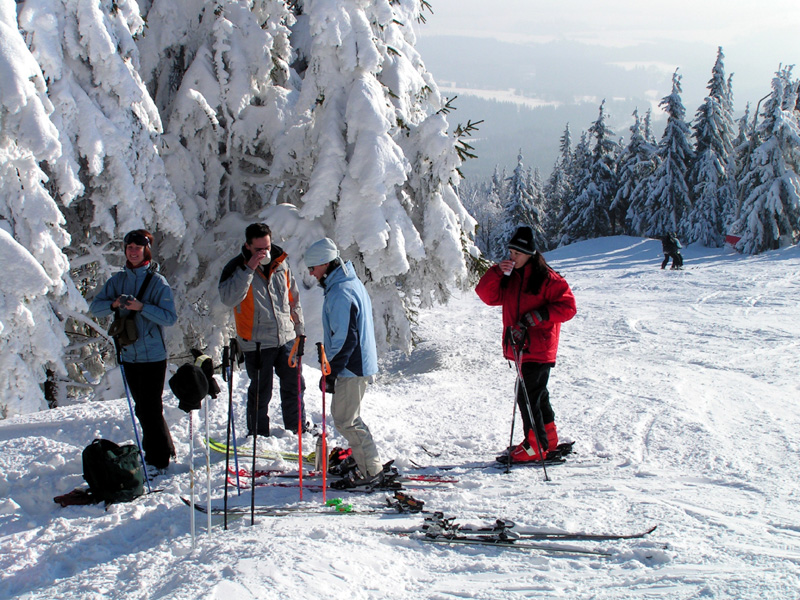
[90,230,177,473]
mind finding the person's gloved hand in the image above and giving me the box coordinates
[521,309,545,327]
[319,374,336,394]
[509,324,526,349]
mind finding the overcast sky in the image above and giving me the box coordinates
[417,0,799,178]
[420,0,799,106]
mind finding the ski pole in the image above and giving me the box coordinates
[511,342,550,482]
[204,388,211,537]
[189,411,196,548]
[251,341,261,526]
[288,335,306,500]
[222,342,242,530]
[230,340,242,491]
[505,371,518,475]
[116,341,152,494]
[317,342,332,503]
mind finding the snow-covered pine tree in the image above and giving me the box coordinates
[18,0,187,384]
[613,109,656,236]
[625,108,661,236]
[560,100,619,243]
[498,151,546,252]
[0,7,84,414]
[557,130,590,245]
[461,179,503,261]
[733,66,800,253]
[641,70,694,238]
[137,0,300,354]
[543,123,573,246]
[687,47,737,247]
[279,0,477,351]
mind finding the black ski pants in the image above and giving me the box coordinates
[516,361,556,451]
[661,251,682,269]
[244,341,306,436]
[122,360,175,468]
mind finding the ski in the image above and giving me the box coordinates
[494,441,575,465]
[206,437,316,463]
[416,535,611,556]
[182,490,427,515]
[228,465,458,484]
[388,513,657,543]
[226,475,408,494]
[408,442,578,472]
[181,495,378,516]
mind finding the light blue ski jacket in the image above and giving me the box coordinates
[321,261,378,379]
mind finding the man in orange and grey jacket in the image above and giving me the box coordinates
[219,223,307,436]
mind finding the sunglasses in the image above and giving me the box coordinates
[124,232,150,247]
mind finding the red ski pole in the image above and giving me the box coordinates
[288,336,306,500]
[317,342,331,503]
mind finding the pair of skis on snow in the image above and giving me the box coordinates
[386,512,657,556]
[182,495,657,557]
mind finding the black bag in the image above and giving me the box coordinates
[82,439,145,504]
[108,314,138,346]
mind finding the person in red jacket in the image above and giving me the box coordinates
[475,226,576,462]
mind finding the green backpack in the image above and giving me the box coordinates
[82,439,145,504]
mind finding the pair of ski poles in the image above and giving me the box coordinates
[505,333,550,481]
[222,337,332,525]
[287,338,332,503]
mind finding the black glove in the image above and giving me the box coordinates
[319,374,336,394]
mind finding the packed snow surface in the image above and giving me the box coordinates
[2,237,799,599]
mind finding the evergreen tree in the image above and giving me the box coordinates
[499,151,546,251]
[733,66,800,253]
[687,48,737,247]
[613,109,656,236]
[560,100,619,243]
[17,0,187,392]
[641,71,694,237]
[543,123,573,246]
[138,0,299,353]
[0,9,84,414]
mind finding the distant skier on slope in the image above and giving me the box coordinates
[475,226,577,463]
[660,232,684,270]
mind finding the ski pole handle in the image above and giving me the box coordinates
[316,342,331,376]
[222,345,230,382]
[288,335,306,368]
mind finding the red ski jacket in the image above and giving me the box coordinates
[475,263,576,364]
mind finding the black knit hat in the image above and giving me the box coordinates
[508,226,536,255]
[169,364,209,412]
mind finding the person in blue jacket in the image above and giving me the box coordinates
[304,238,382,488]
[90,230,177,473]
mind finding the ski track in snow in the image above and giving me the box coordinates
[1,237,799,599]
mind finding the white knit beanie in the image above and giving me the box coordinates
[304,238,339,267]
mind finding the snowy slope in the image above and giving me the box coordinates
[1,237,799,600]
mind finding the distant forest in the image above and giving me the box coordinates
[459,49,800,258]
